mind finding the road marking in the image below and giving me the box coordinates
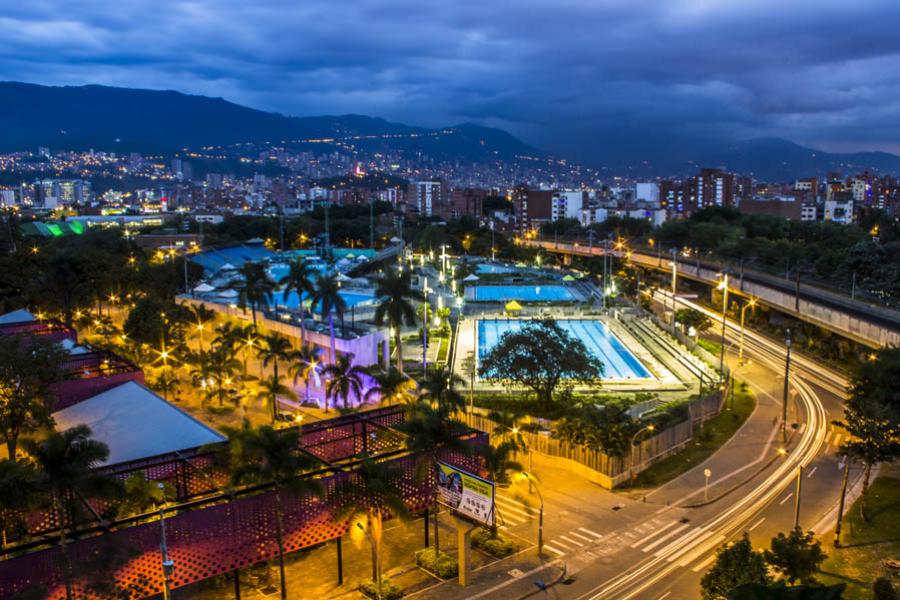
[807,466,818,478]
[552,539,573,550]
[779,493,793,505]
[570,531,595,543]
[653,527,706,559]
[642,523,691,553]
[495,497,533,519]
[825,432,833,444]
[692,553,718,573]
[657,592,672,600]
[500,514,523,526]
[748,517,766,532]
[579,527,604,540]
[675,533,723,566]
[630,520,679,548]
[833,434,843,447]
[543,544,565,556]
[559,535,585,547]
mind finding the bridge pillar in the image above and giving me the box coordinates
[563,253,572,266]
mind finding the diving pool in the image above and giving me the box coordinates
[473,285,575,302]
[477,319,653,380]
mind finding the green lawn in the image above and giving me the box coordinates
[697,336,723,358]
[818,470,900,599]
[629,383,755,488]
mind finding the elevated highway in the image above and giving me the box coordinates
[527,239,900,348]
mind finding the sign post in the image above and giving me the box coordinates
[436,462,495,587]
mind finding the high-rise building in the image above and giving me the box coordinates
[512,187,553,233]
[408,180,448,217]
[450,188,488,219]
[551,190,586,221]
[635,183,660,205]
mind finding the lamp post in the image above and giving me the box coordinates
[782,328,792,444]
[793,464,803,529]
[157,483,174,600]
[670,248,678,335]
[422,277,430,373]
[520,473,544,556]
[738,298,757,365]
[716,273,729,374]
[703,468,712,502]
[629,424,656,483]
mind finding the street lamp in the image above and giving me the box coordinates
[738,297,757,365]
[157,483,175,600]
[782,329,792,444]
[518,472,544,556]
[629,424,656,483]
[670,248,678,335]
[716,273,729,374]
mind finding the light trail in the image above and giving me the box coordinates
[575,292,832,600]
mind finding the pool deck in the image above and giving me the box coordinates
[452,313,689,395]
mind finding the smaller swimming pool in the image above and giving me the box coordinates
[476,263,519,275]
[473,285,575,302]
[276,291,375,312]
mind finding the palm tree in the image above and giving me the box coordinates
[420,365,466,414]
[39,253,88,328]
[321,353,367,411]
[278,258,317,343]
[207,345,242,406]
[150,367,179,402]
[372,270,423,373]
[0,459,37,548]
[24,425,121,600]
[224,423,324,600]
[116,472,172,519]
[364,366,417,406]
[480,441,523,538]
[311,273,347,364]
[487,410,527,452]
[400,401,470,555]
[215,322,258,381]
[334,456,411,600]
[258,372,297,423]
[289,344,321,405]
[184,303,216,351]
[257,331,293,386]
[233,262,275,326]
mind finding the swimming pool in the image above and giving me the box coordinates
[275,291,375,312]
[473,285,575,302]
[477,319,653,380]
[476,263,519,275]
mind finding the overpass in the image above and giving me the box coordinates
[527,239,900,348]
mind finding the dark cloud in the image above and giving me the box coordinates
[1,0,900,161]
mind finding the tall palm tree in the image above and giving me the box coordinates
[364,366,417,406]
[224,423,324,600]
[215,322,258,381]
[420,366,466,414]
[312,273,347,364]
[400,401,470,555]
[334,456,411,600]
[479,441,523,538]
[257,331,293,386]
[278,258,317,343]
[321,353,367,411]
[258,372,297,423]
[372,270,424,373]
[24,425,121,600]
[150,367,179,402]
[185,303,216,351]
[487,409,528,452]
[207,345,242,406]
[233,262,275,326]
[289,344,321,405]
[0,459,37,548]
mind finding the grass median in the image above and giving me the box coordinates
[629,382,755,488]
[819,468,900,599]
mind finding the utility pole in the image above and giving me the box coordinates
[719,273,729,374]
[834,458,850,547]
[782,328,792,444]
[793,464,803,529]
[670,248,678,335]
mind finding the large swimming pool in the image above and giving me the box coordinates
[473,285,575,302]
[477,319,653,380]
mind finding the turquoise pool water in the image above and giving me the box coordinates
[476,263,519,274]
[473,285,575,302]
[477,319,653,380]
[275,291,375,312]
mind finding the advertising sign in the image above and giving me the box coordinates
[436,462,495,527]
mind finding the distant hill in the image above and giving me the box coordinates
[0,82,543,162]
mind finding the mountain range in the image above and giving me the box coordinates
[1,81,899,181]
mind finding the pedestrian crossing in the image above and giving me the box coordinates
[824,426,855,451]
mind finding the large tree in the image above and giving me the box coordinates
[364,366,417,406]
[312,273,347,364]
[278,258,317,343]
[763,527,826,586]
[701,534,771,600]
[233,262,275,326]
[0,335,69,460]
[322,353,367,411]
[372,269,423,373]
[554,401,637,458]
[479,319,604,411]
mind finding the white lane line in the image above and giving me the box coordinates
[630,520,679,549]
[657,592,672,600]
[500,514,523,526]
[579,527,604,540]
[807,466,818,478]
[692,553,718,573]
[569,531,595,543]
[559,535,585,547]
[543,544,565,556]
[642,523,691,553]
[551,539,573,550]
[748,517,766,532]
[676,533,724,567]
[779,493,794,505]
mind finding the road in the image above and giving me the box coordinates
[488,292,854,600]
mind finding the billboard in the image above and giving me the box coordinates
[436,461,495,527]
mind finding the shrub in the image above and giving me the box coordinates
[414,547,458,579]
[359,579,404,600]
[472,528,517,558]
[874,578,898,600]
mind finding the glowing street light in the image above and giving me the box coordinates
[738,297,757,365]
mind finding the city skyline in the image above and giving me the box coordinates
[3,0,900,165]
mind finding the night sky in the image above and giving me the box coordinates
[2,0,899,161]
